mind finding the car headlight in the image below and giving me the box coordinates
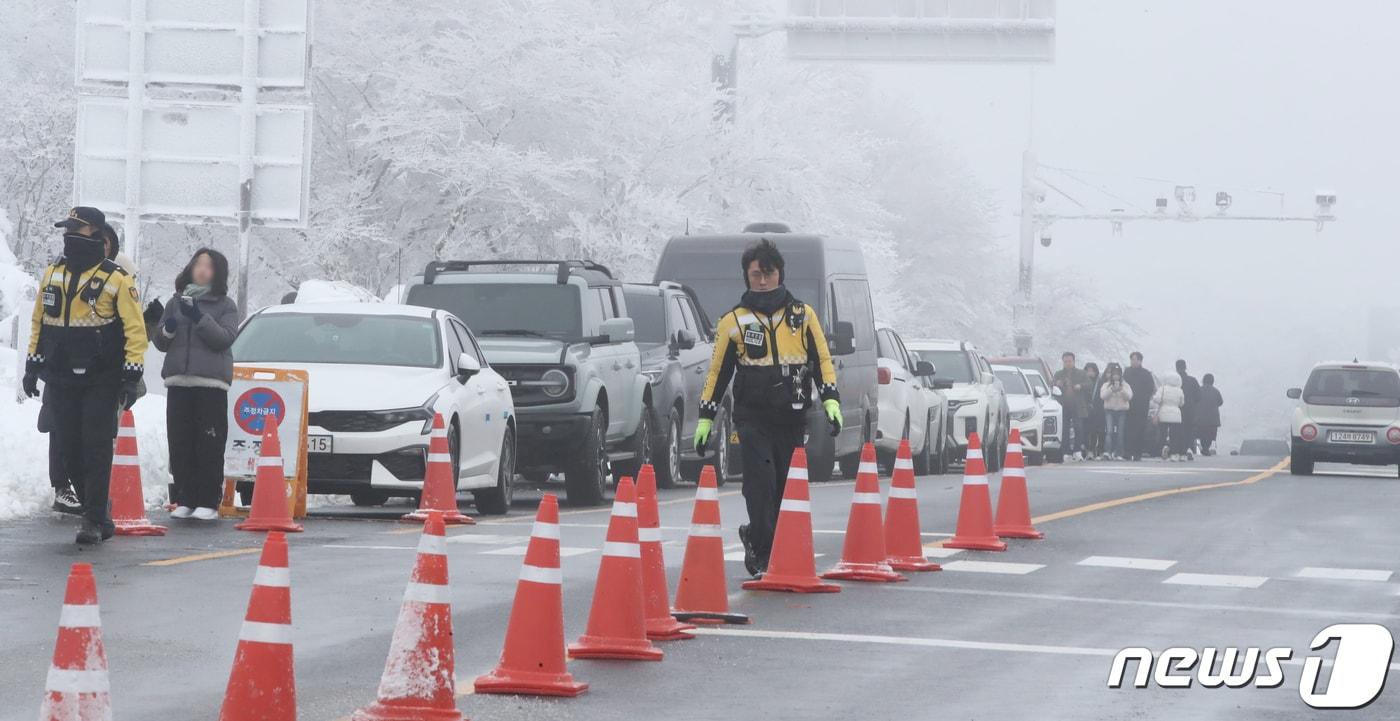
[1011,409,1035,422]
[947,399,979,412]
[540,369,571,398]
[369,393,438,435]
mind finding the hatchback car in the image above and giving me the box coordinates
[994,365,1046,465]
[231,302,518,513]
[1287,361,1400,476]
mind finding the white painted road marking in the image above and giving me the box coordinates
[942,560,1044,575]
[1296,567,1393,582]
[1077,555,1177,571]
[445,534,520,545]
[1163,572,1268,589]
[888,585,1400,620]
[481,545,596,557]
[920,547,965,558]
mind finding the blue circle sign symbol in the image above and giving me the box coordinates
[235,387,286,435]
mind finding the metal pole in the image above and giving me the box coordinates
[1013,148,1037,356]
[123,0,148,265]
[235,0,260,318]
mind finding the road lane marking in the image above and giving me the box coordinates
[1296,567,1393,582]
[886,585,1400,620]
[322,544,415,551]
[143,548,260,567]
[941,560,1044,575]
[444,534,519,545]
[1030,458,1288,526]
[920,547,965,558]
[480,545,595,557]
[1163,572,1268,589]
[1077,556,1177,571]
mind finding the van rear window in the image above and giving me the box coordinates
[1302,368,1400,407]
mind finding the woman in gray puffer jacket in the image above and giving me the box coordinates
[152,249,239,521]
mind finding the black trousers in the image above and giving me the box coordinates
[47,381,122,525]
[1198,426,1218,454]
[166,386,229,509]
[736,421,806,560]
[1125,409,1149,459]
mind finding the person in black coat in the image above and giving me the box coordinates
[1175,359,1201,456]
[1122,351,1156,461]
[1196,373,1223,455]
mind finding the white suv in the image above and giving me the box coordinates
[905,339,1009,471]
[875,324,949,474]
[993,365,1045,465]
[231,302,518,513]
[1288,361,1400,477]
[1023,369,1064,462]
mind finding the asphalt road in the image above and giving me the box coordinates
[3,454,1399,720]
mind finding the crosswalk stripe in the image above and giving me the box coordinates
[941,560,1044,575]
[1295,567,1393,582]
[1163,572,1267,589]
[481,545,595,557]
[1077,556,1177,571]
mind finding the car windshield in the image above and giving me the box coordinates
[623,289,667,345]
[406,282,582,339]
[1302,368,1400,407]
[1026,372,1050,395]
[232,313,442,368]
[918,350,975,383]
[995,370,1030,394]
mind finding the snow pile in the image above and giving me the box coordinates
[374,600,454,701]
[0,345,172,520]
[295,279,380,305]
[0,209,37,344]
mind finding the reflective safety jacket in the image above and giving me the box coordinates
[699,298,839,426]
[28,258,148,384]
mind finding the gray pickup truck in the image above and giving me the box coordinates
[405,260,651,506]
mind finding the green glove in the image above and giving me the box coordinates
[823,399,842,428]
[694,418,713,453]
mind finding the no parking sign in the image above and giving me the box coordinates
[223,367,309,518]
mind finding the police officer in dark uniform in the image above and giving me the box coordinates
[695,239,842,576]
[23,207,149,544]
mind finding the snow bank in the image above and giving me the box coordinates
[295,279,380,305]
[0,346,172,520]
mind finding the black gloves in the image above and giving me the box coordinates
[143,298,165,326]
[120,367,145,411]
[178,296,202,321]
[22,358,41,398]
[163,315,178,335]
[122,366,144,386]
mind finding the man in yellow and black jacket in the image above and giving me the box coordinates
[24,207,149,544]
[695,238,840,576]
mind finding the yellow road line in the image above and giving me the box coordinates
[143,547,261,567]
[925,458,1288,549]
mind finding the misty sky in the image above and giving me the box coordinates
[854,0,1400,439]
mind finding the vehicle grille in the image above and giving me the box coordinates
[308,449,427,482]
[310,411,400,434]
[496,364,574,406]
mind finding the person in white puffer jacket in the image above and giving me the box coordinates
[1150,373,1187,460]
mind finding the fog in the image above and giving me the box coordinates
[870,0,1400,444]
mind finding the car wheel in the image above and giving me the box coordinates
[913,416,934,475]
[474,426,515,515]
[1290,441,1314,476]
[615,408,652,481]
[713,411,731,487]
[351,490,390,507]
[565,406,609,506]
[937,435,952,475]
[237,484,253,507]
[832,414,869,481]
[653,407,682,489]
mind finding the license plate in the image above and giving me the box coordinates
[1328,430,1375,444]
[308,435,334,453]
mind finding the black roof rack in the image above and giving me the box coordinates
[421,259,614,285]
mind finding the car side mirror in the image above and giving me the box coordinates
[456,352,481,381]
[1033,386,1045,398]
[914,360,936,377]
[1286,387,1302,399]
[830,321,856,355]
[600,317,635,344]
[1051,386,1062,398]
[673,328,697,351]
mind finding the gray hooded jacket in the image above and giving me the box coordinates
[153,293,239,388]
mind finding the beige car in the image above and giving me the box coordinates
[1288,361,1400,476]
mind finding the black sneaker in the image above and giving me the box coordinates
[51,488,82,516]
[737,523,760,577]
[75,519,114,545]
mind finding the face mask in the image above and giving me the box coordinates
[63,233,104,270]
[742,285,788,315]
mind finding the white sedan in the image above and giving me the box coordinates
[993,365,1046,465]
[230,302,518,513]
[875,324,947,474]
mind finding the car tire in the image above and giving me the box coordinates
[1047,449,1064,463]
[832,414,869,481]
[237,484,253,507]
[474,426,515,515]
[565,406,610,506]
[935,435,952,475]
[913,416,934,475]
[351,490,390,507]
[653,407,682,489]
[615,408,652,482]
[712,411,732,487]
[1290,441,1314,476]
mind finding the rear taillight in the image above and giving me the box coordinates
[1387,427,1400,445]
[878,367,892,384]
[1300,424,1318,441]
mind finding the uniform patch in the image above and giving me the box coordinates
[42,290,57,307]
[128,285,138,300]
[743,326,765,347]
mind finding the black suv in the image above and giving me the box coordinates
[622,282,733,487]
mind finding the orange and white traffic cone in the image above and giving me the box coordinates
[353,511,463,721]
[109,410,166,536]
[742,449,841,593]
[944,432,1007,551]
[568,477,663,660]
[39,563,111,721]
[672,466,750,625]
[236,415,303,533]
[822,443,905,583]
[219,532,296,721]
[636,464,696,640]
[474,494,588,697]
[884,438,940,572]
[402,414,473,526]
[994,428,1044,539]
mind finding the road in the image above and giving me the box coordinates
[3,455,1399,720]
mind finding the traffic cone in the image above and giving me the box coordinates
[568,476,663,660]
[994,428,1044,539]
[402,414,473,525]
[109,410,166,536]
[219,532,295,721]
[353,511,462,721]
[944,432,1007,551]
[742,448,841,593]
[673,466,750,625]
[236,415,303,533]
[39,563,111,721]
[474,494,588,697]
[636,464,696,640]
[884,438,941,572]
[822,443,905,583]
